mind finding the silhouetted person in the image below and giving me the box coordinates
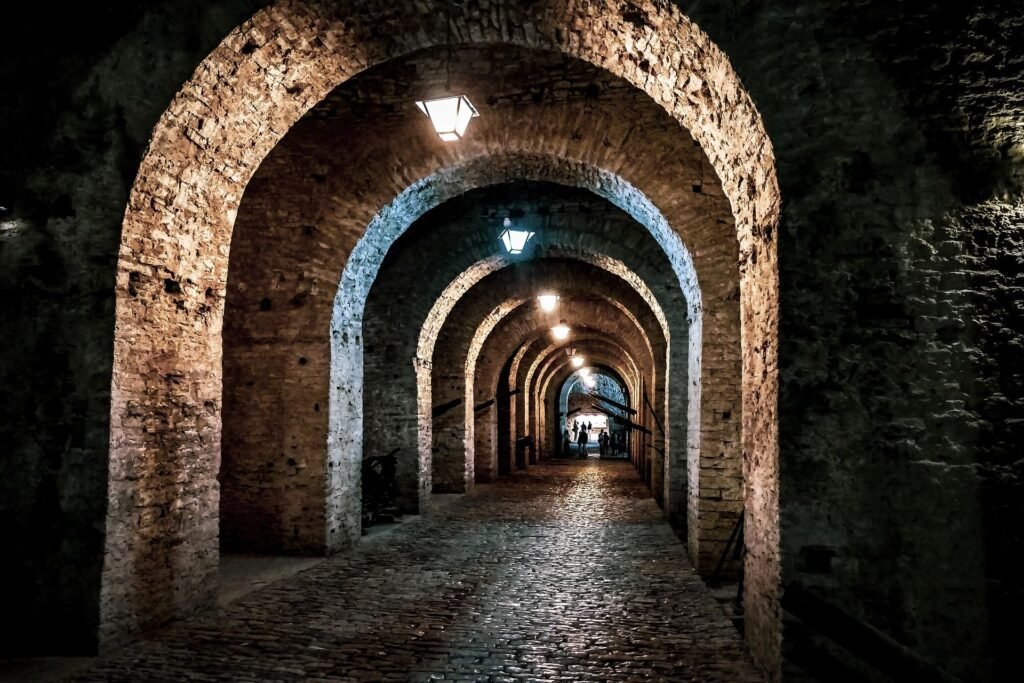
[577,425,588,458]
[562,429,571,457]
[599,429,609,456]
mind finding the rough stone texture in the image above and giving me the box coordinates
[0,0,267,654]
[222,43,739,566]
[104,3,774,665]
[3,0,793,671]
[5,0,1023,679]
[358,184,676,513]
[684,1,1023,678]
[71,461,764,682]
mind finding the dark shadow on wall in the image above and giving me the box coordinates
[686,0,1023,679]
[0,0,266,654]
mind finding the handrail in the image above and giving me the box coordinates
[364,447,400,462]
[592,393,636,415]
[643,391,665,435]
[431,398,462,418]
[782,582,961,683]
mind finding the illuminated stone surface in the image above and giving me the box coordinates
[73,461,761,682]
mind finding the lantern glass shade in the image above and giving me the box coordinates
[538,294,559,312]
[551,320,571,341]
[415,95,479,141]
[500,227,535,254]
[571,355,585,368]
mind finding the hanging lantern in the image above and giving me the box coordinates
[571,355,585,368]
[415,95,480,141]
[499,217,535,255]
[551,319,571,341]
[537,293,559,312]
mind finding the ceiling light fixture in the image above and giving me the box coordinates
[414,3,480,143]
[551,319,571,341]
[415,95,480,142]
[538,293,559,312]
[499,217,535,255]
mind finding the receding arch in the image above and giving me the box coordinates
[109,1,779,671]
[329,157,695,538]
[414,250,665,490]
[462,287,659,482]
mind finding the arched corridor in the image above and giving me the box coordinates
[3,1,1022,681]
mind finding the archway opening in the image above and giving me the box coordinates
[559,366,632,459]
[109,3,780,674]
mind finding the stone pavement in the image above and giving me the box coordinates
[72,461,763,682]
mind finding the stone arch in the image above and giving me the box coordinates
[110,0,779,671]
[559,367,632,422]
[559,365,634,455]
[469,296,656,482]
[326,157,694,542]
[416,250,666,495]
[514,333,641,461]
[541,348,643,460]
[536,341,649,457]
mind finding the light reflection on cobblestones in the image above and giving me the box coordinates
[75,461,762,682]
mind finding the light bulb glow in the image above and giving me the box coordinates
[538,294,559,312]
[571,355,585,368]
[551,320,571,341]
[415,95,479,141]
[584,376,597,388]
[579,367,591,378]
[499,221,535,254]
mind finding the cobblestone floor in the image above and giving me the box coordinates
[73,460,763,682]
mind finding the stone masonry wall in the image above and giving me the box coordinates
[224,44,738,567]
[0,0,264,652]
[361,185,673,511]
[4,0,794,668]
[687,0,1024,678]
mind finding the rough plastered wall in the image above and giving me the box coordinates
[687,0,1024,678]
